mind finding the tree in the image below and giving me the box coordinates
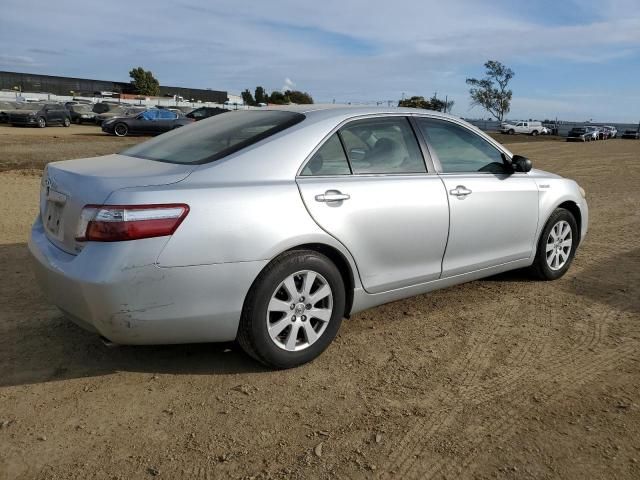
[254,86,267,104]
[268,91,289,105]
[398,96,431,109]
[285,90,314,104]
[129,67,160,96]
[241,89,256,106]
[398,95,454,112]
[466,60,514,121]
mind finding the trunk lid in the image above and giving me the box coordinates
[40,153,195,254]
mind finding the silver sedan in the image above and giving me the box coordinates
[29,107,588,368]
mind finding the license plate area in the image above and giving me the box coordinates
[44,190,67,240]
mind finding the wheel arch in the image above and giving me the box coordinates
[538,200,582,248]
[249,242,357,319]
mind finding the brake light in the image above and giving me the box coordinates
[76,204,189,242]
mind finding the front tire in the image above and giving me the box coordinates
[63,117,70,127]
[37,117,46,128]
[238,250,346,369]
[530,208,578,280]
[114,123,128,137]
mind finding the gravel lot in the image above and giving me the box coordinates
[0,124,639,479]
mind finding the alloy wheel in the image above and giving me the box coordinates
[266,270,333,352]
[546,220,572,270]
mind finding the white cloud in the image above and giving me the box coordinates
[0,0,638,120]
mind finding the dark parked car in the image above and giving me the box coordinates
[68,104,97,124]
[8,102,70,128]
[621,129,640,139]
[566,127,591,142]
[101,108,193,136]
[0,100,16,123]
[186,106,227,121]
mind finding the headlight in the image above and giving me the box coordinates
[578,186,586,199]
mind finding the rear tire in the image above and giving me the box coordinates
[530,208,578,280]
[114,123,128,137]
[508,129,515,135]
[63,117,70,127]
[237,250,345,369]
[531,130,538,136]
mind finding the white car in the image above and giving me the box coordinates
[500,121,544,136]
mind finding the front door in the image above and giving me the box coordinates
[297,116,449,294]
[415,117,539,277]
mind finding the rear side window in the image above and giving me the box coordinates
[339,117,426,174]
[301,133,351,176]
[123,110,305,164]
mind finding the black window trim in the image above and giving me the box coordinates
[297,114,435,178]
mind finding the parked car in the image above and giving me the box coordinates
[29,107,588,368]
[92,102,123,115]
[500,121,544,135]
[621,129,640,139]
[186,106,228,121]
[585,126,600,141]
[0,100,17,123]
[94,105,145,125]
[8,102,70,128]
[68,104,97,124]
[566,127,592,142]
[601,125,618,138]
[101,108,193,136]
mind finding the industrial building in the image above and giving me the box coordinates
[0,71,228,104]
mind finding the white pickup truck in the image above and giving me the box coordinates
[500,121,544,135]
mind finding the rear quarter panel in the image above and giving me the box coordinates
[106,180,361,283]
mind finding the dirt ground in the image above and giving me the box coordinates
[0,125,639,480]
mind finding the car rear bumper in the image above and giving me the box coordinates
[29,216,267,345]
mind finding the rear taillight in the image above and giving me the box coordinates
[75,204,189,242]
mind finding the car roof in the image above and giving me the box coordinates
[262,105,462,125]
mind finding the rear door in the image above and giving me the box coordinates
[415,117,539,277]
[156,109,179,132]
[297,116,449,294]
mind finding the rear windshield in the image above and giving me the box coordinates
[122,110,305,164]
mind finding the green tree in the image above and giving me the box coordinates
[128,67,160,96]
[254,86,267,104]
[466,60,514,121]
[241,89,256,106]
[284,90,314,104]
[268,91,289,105]
[398,95,454,112]
[398,96,431,109]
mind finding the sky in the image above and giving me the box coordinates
[1,0,639,122]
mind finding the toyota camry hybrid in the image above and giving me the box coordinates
[29,107,588,368]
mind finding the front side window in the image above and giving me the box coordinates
[339,117,426,174]
[300,133,351,176]
[123,110,305,165]
[417,118,508,174]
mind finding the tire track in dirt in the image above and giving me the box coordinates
[383,300,529,477]
[379,297,636,480]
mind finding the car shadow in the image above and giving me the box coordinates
[0,243,266,388]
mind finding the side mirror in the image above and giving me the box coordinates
[512,154,532,173]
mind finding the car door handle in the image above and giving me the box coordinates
[315,190,350,202]
[449,185,472,197]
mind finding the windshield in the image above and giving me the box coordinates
[123,110,305,165]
